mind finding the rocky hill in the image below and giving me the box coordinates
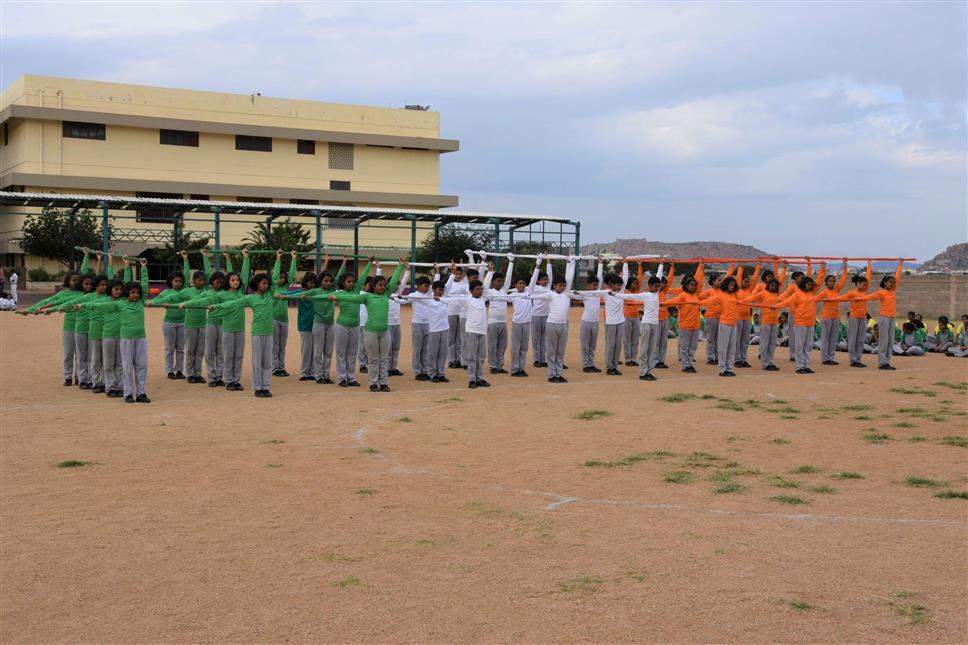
[921,243,968,271]
[581,238,771,260]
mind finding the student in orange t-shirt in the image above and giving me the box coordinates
[815,260,849,366]
[660,274,703,373]
[697,275,741,377]
[858,260,904,370]
[655,263,676,368]
[733,263,761,368]
[696,263,735,365]
[622,273,642,366]
[740,278,782,370]
[779,261,825,363]
[772,276,831,374]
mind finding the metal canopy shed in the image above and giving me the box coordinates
[0,191,581,272]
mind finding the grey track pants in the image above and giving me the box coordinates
[205,324,224,383]
[531,315,548,363]
[465,332,486,382]
[334,323,360,383]
[735,319,751,362]
[657,319,670,363]
[487,322,508,370]
[75,332,90,384]
[758,324,778,367]
[545,322,568,378]
[624,317,640,362]
[426,330,448,377]
[62,330,76,382]
[89,338,103,387]
[358,326,368,367]
[389,324,402,371]
[411,322,430,375]
[363,330,391,387]
[251,335,273,391]
[223,330,245,385]
[102,337,122,391]
[120,337,148,397]
[638,322,660,376]
[605,323,623,370]
[162,321,185,374]
[579,320,599,368]
[272,320,288,371]
[312,322,335,380]
[877,315,893,367]
[846,317,866,364]
[706,317,720,362]
[793,325,813,371]
[299,330,314,378]
[678,328,700,369]
[510,321,530,373]
[448,314,462,364]
[717,323,737,374]
[820,319,839,362]
[185,327,204,378]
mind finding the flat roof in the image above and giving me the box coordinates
[0,191,573,226]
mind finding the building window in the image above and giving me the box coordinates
[297,140,316,155]
[136,191,182,223]
[402,146,430,151]
[160,129,199,147]
[239,196,273,203]
[328,143,354,169]
[366,144,394,149]
[3,122,8,146]
[63,121,106,140]
[189,194,209,201]
[330,180,351,191]
[235,135,272,152]
[290,198,320,205]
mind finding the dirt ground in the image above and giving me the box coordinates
[1,306,966,643]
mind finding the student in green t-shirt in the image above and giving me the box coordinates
[271,250,299,378]
[329,257,373,388]
[211,271,278,397]
[146,250,209,383]
[326,261,405,392]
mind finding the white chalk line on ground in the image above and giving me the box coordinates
[353,421,964,529]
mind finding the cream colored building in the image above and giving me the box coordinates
[0,75,459,269]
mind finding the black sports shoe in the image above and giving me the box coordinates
[495,368,509,374]
[582,366,596,373]
[804,368,815,374]
[348,381,361,387]
[92,385,105,394]
[735,361,751,368]
[64,379,73,386]
[562,364,569,369]
[359,365,368,373]
[533,361,541,368]
[626,360,638,366]
[821,360,836,366]
[431,376,440,383]
[136,394,151,403]
[654,362,669,369]
[255,390,266,398]
[272,369,285,377]
[795,368,806,374]
[338,380,348,387]
[263,390,272,397]
[606,368,622,376]
[370,385,380,392]
[175,371,186,379]
[707,359,718,365]
[468,381,478,389]
[517,370,528,377]
[639,373,657,381]
[416,373,431,381]
[300,376,313,381]
[437,376,450,383]
[79,382,92,390]
[216,379,225,387]
[548,377,559,383]
[683,366,698,373]
[388,369,404,376]
[879,364,896,370]
[167,372,177,380]
[557,376,568,383]
[476,380,490,387]
[380,384,390,392]
[719,371,736,377]
[765,365,780,371]
[124,395,135,403]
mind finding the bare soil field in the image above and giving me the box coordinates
[2,308,966,643]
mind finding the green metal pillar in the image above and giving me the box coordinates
[312,210,322,273]
[100,201,110,255]
[407,215,417,288]
[353,221,360,273]
[213,207,222,270]
[573,220,581,257]
[433,223,441,263]
[172,212,182,257]
[491,218,501,273]
[68,207,78,272]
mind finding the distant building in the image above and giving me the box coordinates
[0,75,459,270]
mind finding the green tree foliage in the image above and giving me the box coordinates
[19,208,110,269]
[416,226,494,264]
[242,219,313,269]
[152,235,211,269]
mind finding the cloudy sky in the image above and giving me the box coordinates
[2,2,965,260]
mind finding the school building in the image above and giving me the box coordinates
[0,75,461,271]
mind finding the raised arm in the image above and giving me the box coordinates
[482,261,495,292]
[79,249,90,274]
[395,268,410,296]
[352,260,373,293]
[565,259,576,293]
[661,264,674,293]
[241,251,251,285]
[501,256,514,294]
[139,259,149,299]
[596,258,604,287]
[526,258,541,294]
[202,251,213,280]
[694,262,705,288]
[834,261,848,292]
[182,252,192,284]
[287,251,298,282]
[386,263,405,294]
[894,260,903,287]
[620,261,629,290]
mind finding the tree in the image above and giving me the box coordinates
[416,225,494,264]
[20,208,111,270]
[241,219,314,269]
[152,235,212,269]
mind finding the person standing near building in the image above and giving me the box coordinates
[8,269,17,304]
